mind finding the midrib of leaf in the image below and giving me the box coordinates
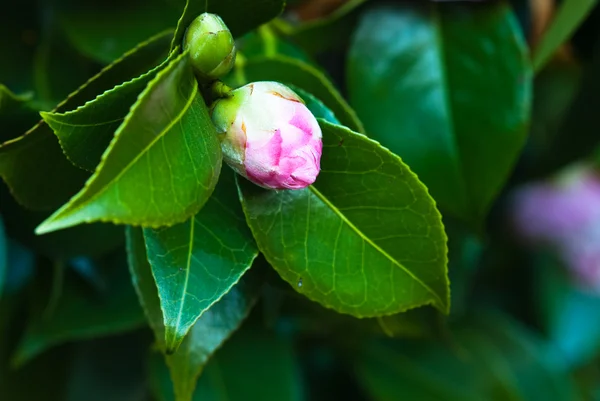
[308,185,444,309]
[167,216,195,348]
[431,5,469,217]
[43,115,125,128]
[36,54,197,234]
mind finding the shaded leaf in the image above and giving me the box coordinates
[532,0,597,72]
[42,50,178,171]
[238,120,449,318]
[144,169,258,352]
[347,2,532,225]
[355,313,581,401]
[0,217,5,297]
[171,0,285,50]
[0,30,173,210]
[242,55,364,134]
[0,85,39,143]
[150,325,304,401]
[36,51,222,234]
[12,250,145,366]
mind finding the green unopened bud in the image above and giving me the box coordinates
[183,13,236,81]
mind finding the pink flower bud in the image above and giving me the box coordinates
[211,81,322,190]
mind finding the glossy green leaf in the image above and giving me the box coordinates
[289,85,341,125]
[0,30,173,210]
[355,313,580,401]
[242,55,364,134]
[36,51,222,234]
[59,0,182,64]
[42,51,177,172]
[165,274,262,401]
[144,169,258,352]
[532,0,597,72]
[238,120,449,318]
[151,326,304,401]
[12,250,145,366]
[348,2,532,225]
[171,0,285,50]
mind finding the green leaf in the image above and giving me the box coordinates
[0,30,173,210]
[238,120,449,318]
[150,326,304,401]
[242,55,364,134]
[347,2,532,225]
[165,273,262,401]
[532,0,597,73]
[59,0,182,64]
[0,85,39,143]
[144,168,258,352]
[171,0,285,50]
[42,51,178,172]
[355,313,580,401]
[0,216,5,297]
[289,85,341,125]
[36,51,222,234]
[12,250,145,366]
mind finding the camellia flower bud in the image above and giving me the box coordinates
[211,81,322,190]
[183,13,236,81]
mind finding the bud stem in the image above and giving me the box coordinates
[210,81,233,99]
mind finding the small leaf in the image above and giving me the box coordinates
[150,325,304,401]
[238,120,449,318]
[347,2,532,226]
[171,0,285,51]
[36,51,222,234]
[42,51,178,171]
[144,169,258,352]
[12,250,145,366]
[532,0,597,73]
[0,30,173,210]
[242,55,364,134]
[166,274,262,401]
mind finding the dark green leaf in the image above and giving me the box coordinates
[0,30,173,210]
[238,120,449,318]
[12,250,145,366]
[144,169,258,352]
[242,55,364,134]
[59,0,182,64]
[0,216,5,297]
[171,0,285,50]
[355,313,580,401]
[165,273,262,401]
[348,2,532,225]
[532,0,597,72]
[42,51,178,171]
[150,326,304,401]
[36,51,222,234]
[0,85,39,143]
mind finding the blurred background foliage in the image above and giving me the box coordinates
[3,0,600,400]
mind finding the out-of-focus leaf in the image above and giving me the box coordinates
[348,2,532,226]
[235,29,312,63]
[0,85,39,143]
[12,250,145,366]
[59,0,182,63]
[150,326,304,401]
[42,50,177,171]
[355,313,580,401]
[0,30,173,211]
[65,333,149,401]
[1,183,124,260]
[238,120,449,318]
[36,51,222,234]
[536,255,600,368]
[2,239,35,296]
[143,169,258,352]
[532,0,597,72]
[171,0,285,50]
[242,55,364,133]
[0,216,6,297]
